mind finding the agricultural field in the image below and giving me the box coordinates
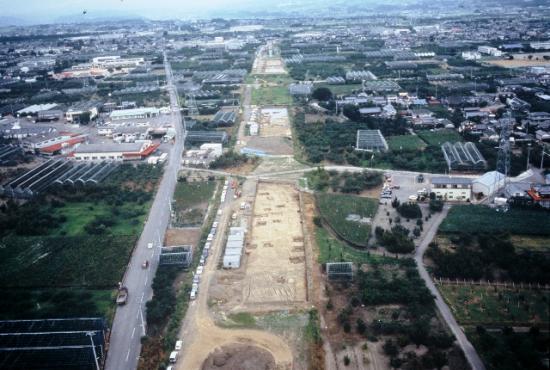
[316,193,378,247]
[416,129,463,146]
[173,179,217,227]
[251,85,292,106]
[439,205,550,236]
[0,163,161,320]
[387,134,428,151]
[439,284,550,327]
[467,329,549,370]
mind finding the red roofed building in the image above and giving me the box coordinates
[526,184,550,209]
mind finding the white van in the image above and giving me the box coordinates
[169,351,178,363]
[175,340,183,350]
[190,290,196,300]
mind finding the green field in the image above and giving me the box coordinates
[439,285,550,326]
[440,205,550,236]
[387,135,427,151]
[417,129,463,146]
[173,180,217,227]
[51,201,147,236]
[251,85,292,106]
[315,83,362,96]
[316,227,378,264]
[316,193,378,247]
[246,74,294,84]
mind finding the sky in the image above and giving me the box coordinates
[0,0,291,22]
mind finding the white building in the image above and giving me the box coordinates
[478,46,503,57]
[472,171,506,197]
[461,51,482,61]
[431,176,472,201]
[72,141,155,162]
[110,107,160,121]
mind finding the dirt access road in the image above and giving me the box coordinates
[176,180,293,370]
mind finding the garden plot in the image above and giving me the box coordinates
[243,182,307,309]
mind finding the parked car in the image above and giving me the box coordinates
[175,340,183,351]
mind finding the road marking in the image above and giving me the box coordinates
[144,275,148,285]
[131,327,136,339]
[141,293,144,303]
[126,348,131,362]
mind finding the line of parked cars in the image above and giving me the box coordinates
[167,339,183,368]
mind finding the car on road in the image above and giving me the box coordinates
[193,275,200,284]
[199,256,205,266]
[147,242,153,249]
[196,266,204,275]
[190,290,197,300]
[169,351,178,363]
[175,340,183,350]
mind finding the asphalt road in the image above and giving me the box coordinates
[414,207,486,370]
[105,52,185,370]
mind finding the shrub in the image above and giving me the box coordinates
[397,202,422,219]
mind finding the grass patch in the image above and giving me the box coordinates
[316,227,374,264]
[226,312,257,327]
[510,235,550,252]
[439,285,549,326]
[251,85,292,106]
[173,180,216,227]
[387,135,427,151]
[316,193,378,247]
[417,129,463,146]
[440,205,550,236]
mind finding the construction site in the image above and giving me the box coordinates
[210,181,308,312]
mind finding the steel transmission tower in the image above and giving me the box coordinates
[496,111,513,177]
[186,93,199,117]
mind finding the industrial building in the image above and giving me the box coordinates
[186,131,228,144]
[355,129,388,152]
[71,141,158,162]
[109,107,160,121]
[472,171,506,198]
[65,101,101,123]
[431,176,473,201]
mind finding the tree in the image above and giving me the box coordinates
[312,87,333,101]
[429,199,444,212]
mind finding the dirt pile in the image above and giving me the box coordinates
[201,344,276,370]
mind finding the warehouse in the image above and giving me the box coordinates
[66,101,101,123]
[109,107,160,121]
[472,171,506,198]
[72,141,158,162]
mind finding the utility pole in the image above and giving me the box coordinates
[526,143,532,171]
[541,146,550,170]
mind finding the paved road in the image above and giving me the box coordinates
[105,52,185,370]
[414,207,486,370]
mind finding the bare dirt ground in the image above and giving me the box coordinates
[486,59,550,68]
[211,182,307,312]
[201,344,276,370]
[245,136,294,155]
[164,228,201,246]
[259,108,291,138]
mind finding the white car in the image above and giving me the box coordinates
[196,266,204,275]
[147,242,153,249]
[175,340,183,351]
[190,290,196,300]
